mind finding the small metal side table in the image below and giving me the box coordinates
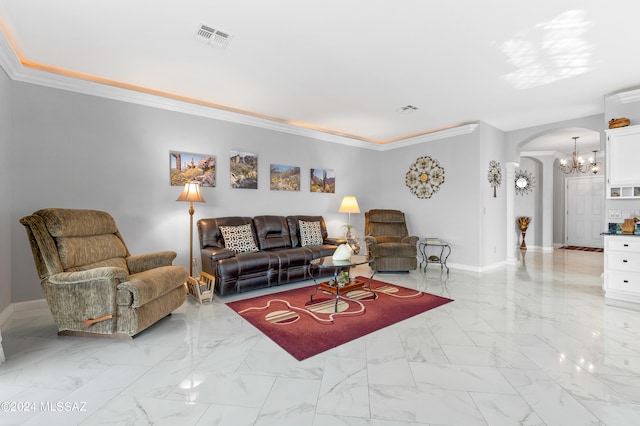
[418,238,451,273]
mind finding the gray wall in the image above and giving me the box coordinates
[478,122,507,268]
[8,82,506,303]
[0,66,11,313]
[375,127,492,270]
[9,83,382,303]
[513,157,541,247]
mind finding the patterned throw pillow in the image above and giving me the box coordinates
[299,220,323,246]
[219,224,259,253]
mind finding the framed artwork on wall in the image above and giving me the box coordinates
[310,168,335,193]
[170,151,216,187]
[270,164,300,191]
[230,150,258,189]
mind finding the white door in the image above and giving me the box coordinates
[566,176,604,248]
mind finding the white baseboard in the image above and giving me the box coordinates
[0,304,12,328]
[0,299,47,365]
[0,298,47,328]
[443,261,507,273]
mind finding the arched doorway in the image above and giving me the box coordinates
[520,128,602,248]
[505,117,605,263]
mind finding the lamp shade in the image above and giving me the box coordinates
[338,196,360,214]
[176,182,206,203]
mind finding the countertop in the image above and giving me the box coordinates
[601,232,640,236]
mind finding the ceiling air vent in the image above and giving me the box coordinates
[195,24,233,48]
[396,105,419,114]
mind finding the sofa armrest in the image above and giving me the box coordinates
[127,251,177,274]
[48,267,129,285]
[324,237,347,246]
[117,265,188,308]
[364,236,378,260]
[402,236,420,245]
[364,236,378,248]
[203,247,236,262]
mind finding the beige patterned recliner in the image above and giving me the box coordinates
[364,209,419,272]
[20,208,188,338]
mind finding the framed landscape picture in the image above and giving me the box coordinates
[270,164,300,191]
[230,150,258,189]
[310,168,335,193]
[170,151,216,187]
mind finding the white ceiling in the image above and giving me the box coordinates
[1,1,638,152]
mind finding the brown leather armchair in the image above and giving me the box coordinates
[20,208,188,338]
[364,209,419,272]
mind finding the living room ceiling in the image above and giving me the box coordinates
[0,1,638,148]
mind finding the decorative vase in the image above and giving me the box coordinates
[518,216,531,250]
[344,226,361,255]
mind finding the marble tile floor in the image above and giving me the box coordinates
[2,249,640,425]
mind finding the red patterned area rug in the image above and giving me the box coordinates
[226,276,453,361]
[559,246,604,253]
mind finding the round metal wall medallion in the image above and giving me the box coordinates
[487,160,502,197]
[405,156,445,199]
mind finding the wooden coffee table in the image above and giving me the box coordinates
[308,255,376,312]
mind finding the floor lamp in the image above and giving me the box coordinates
[176,182,206,277]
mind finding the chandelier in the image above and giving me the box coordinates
[558,136,600,174]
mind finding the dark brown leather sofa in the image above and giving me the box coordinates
[197,215,342,296]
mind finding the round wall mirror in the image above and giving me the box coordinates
[514,169,535,196]
[516,177,528,188]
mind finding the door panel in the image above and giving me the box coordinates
[566,176,604,248]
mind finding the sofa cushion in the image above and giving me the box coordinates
[220,224,259,253]
[216,251,278,290]
[57,234,128,271]
[367,209,406,224]
[253,216,292,250]
[299,220,323,246]
[287,215,329,247]
[197,217,254,249]
[37,208,119,237]
[375,242,417,257]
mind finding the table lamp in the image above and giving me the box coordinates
[338,195,360,239]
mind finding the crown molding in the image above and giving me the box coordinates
[610,87,640,104]
[0,30,477,151]
[377,123,479,151]
[0,28,22,78]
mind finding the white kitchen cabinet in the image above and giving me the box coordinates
[606,125,640,198]
[604,235,640,307]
